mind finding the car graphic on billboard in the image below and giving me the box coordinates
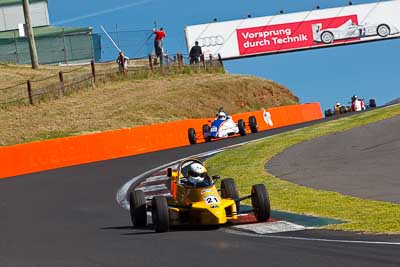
[313,19,400,44]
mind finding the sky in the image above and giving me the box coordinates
[48,0,400,111]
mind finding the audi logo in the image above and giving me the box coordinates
[197,35,225,47]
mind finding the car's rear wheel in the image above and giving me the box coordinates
[369,99,376,108]
[249,116,258,133]
[129,190,147,228]
[202,124,211,142]
[188,128,197,145]
[321,31,334,44]
[221,178,240,212]
[251,184,271,222]
[339,106,346,114]
[325,109,333,117]
[377,24,390,37]
[238,119,246,136]
[152,196,169,233]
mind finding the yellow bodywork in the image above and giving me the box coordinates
[167,169,238,226]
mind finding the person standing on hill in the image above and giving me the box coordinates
[153,27,166,65]
[189,41,203,64]
[116,51,129,74]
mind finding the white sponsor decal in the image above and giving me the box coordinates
[263,110,273,127]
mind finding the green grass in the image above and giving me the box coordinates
[206,105,400,234]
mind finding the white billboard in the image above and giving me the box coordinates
[185,0,400,59]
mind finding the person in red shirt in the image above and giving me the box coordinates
[153,27,166,65]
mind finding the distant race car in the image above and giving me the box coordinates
[325,102,351,117]
[128,158,271,232]
[324,97,376,117]
[313,19,400,44]
[187,115,258,145]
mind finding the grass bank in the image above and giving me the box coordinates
[206,105,400,234]
[0,71,298,146]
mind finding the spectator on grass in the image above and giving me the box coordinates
[116,51,129,74]
[189,41,203,64]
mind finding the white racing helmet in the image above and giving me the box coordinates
[188,163,207,184]
[218,111,227,120]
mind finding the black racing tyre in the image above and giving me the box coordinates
[129,190,147,228]
[238,119,246,136]
[221,178,240,212]
[251,184,271,222]
[188,128,196,145]
[202,124,211,142]
[321,31,334,44]
[249,116,258,133]
[377,24,390,37]
[325,109,333,117]
[152,196,169,233]
[369,99,376,108]
[339,106,346,114]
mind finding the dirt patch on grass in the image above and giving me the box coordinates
[0,72,298,146]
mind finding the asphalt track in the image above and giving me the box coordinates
[268,115,400,204]
[1,115,400,267]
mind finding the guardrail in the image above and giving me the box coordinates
[0,103,322,179]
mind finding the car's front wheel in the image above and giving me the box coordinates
[321,31,334,44]
[221,178,240,212]
[251,184,271,222]
[377,24,390,37]
[152,196,169,233]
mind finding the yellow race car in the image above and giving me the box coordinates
[129,158,271,232]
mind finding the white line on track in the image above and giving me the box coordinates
[225,229,400,246]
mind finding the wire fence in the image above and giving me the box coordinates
[98,30,154,61]
[0,53,224,107]
[0,29,155,65]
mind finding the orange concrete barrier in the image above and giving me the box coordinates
[0,103,322,179]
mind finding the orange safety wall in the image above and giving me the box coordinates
[0,103,322,179]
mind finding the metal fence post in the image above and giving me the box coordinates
[200,54,206,70]
[217,53,224,68]
[177,53,183,68]
[91,60,96,84]
[176,53,180,68]
[27,80,33,105]
[59,71,64,94]
[148,54,154,71]
[166,54,170,68]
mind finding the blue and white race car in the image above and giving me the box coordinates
[188,112,258,145]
